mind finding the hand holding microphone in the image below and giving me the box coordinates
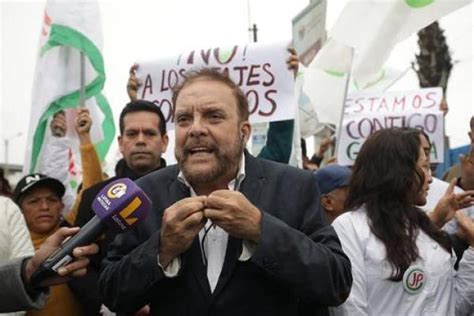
[23,227,99,288]
[30,178,151,287]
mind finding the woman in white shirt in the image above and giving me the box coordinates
[332,128,474,316]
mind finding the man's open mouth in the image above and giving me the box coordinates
[188,147,213,155]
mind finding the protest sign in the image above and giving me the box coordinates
[337,87,444,165]
[136,42,296,130]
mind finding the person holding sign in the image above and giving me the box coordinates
[332,128,474,316]
[99,68,352,315]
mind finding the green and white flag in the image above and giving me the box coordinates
[24,0,115,176]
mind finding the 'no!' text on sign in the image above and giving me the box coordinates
[136,41,296,131]
[337,87,444,165]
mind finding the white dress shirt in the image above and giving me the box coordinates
[159,153,255,292]
[332,207,474,316]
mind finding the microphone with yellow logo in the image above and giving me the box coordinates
[30,178,151,286]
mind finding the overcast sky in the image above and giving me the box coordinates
[1,0,472,167]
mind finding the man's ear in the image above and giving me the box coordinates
[118,135,124,154]
[161,133,169,152]
[240,121,251,144]
[321,195,334,212]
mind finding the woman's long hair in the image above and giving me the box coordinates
[346,128,451,281]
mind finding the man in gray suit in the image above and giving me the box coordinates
[0,227,98,313]
[100,68,352,315]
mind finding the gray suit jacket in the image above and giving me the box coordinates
[100,154,352,315]
[0,257,48,313]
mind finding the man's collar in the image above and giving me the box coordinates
[177,152,246,195]
[116,158,167,180]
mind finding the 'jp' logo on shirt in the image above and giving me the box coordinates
[403,266,426,295]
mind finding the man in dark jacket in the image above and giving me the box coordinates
[76,99,168,227]
[72,99,169,315]
[99,68,352,315]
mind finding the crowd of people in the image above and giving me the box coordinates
[1,49,474,316]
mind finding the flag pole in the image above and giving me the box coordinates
[334,50,353,162]
[78,51,87,128]
[80,52,85,108]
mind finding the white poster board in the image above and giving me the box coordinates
[136,42,296,131]
[337,87,444,165]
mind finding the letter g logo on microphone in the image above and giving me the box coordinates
[93,178,151,232]
[107,183,128,199]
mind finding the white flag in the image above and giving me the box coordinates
[24,0,114,173]
[303,40,354,125]
[331,0,472,81]
[24,0,115,213]
[303,0,472,126]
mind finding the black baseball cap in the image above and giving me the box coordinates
[13,173,65,205]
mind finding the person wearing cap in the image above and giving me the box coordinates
[13,173,85,316]
[313,165,352,224]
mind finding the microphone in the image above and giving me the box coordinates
[29,178,151,286]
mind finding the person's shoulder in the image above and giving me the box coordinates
[332,207,371,244]
[247,157,315,195]
[82,177,119,196]
[333,207,367,228]
[137,165,178,186]
[252,155,312,179]
[0,196,22,233]
[0,195,19,214]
